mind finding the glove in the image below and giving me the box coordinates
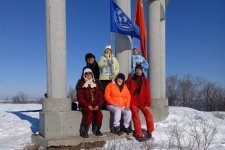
[110,73,116,80]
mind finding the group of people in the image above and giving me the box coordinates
[76,45,153,142]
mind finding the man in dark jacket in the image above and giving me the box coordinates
[81,53,100,80]
[126,64,154,142]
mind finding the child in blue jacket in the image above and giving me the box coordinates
[131,47,149,77]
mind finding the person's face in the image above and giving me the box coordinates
[117,78,123,85]
[87,57,94,64]
[135,69,142,76]
[105,48,112,54]
[133,49,139,55]
[85,72,93,80]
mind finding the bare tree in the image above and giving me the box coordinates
[12,92,28,104]
[166,74,225,111]
[67,86,77,102]
[166,74,179,106]
[201,82,225,111]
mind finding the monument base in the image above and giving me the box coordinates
[151,98,168,122]
[31,132,132,149]
[34,98,168,148]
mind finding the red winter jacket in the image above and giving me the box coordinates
[76,80,103,109]
[126,75,151,107]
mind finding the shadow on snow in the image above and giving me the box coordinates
[6,109,41,133]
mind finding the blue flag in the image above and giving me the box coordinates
[110,0,141,40]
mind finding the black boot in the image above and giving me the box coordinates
[124,126,132,135]
[93,125,103,136]
[80,124,89,138]
[80,124,88,138]
[84,125,90,137]
[136,136,144,142]
[112,126,122,136]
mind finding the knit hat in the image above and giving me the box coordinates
[133,47,140,55]
[135,64,143,71]
[133,47,139,51]
[105,45,111,50]
[85,53,95,62]
[116,73,125,81]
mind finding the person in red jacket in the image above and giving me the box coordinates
[126,64,154,142]
[76,68,103,138]
[104,73,132,135]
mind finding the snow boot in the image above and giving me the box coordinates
[80,124,89,138]
[112,126,122,136]
[93,124,103,136]
[136,136,144,142]
[123,126,132,135]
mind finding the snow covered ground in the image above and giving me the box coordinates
[0,103,225,150]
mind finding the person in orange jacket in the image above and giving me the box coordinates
[126,64,154,142]
[104,73,132,135]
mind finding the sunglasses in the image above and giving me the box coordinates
[85,72,92,75]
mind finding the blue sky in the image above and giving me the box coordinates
[0,0,224,99]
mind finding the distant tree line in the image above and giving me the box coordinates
[166,74,225,111]
[2,86,77,104]
[3,74,225,112]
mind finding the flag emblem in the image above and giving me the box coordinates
[114,8,134,31]
[110,0,141,40]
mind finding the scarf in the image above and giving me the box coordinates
[82,79,96,88]
[133,74,142,95]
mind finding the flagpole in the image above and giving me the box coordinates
[110,32,114,81]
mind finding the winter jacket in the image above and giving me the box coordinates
[126,75,151,107]
[76,79,103,109]
[98,54,120,80]
[104,81,131,108]
[131,55,149,77]
[81,60,100,80]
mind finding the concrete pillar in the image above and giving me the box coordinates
[46,0,67,98]
[39,0,73,140]
[160,0,166,98]
[147,0,161,99]
[160,19,166,98]
[115,0,131,79]
[145,0,168,122]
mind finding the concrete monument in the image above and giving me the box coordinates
[32,0,169,148]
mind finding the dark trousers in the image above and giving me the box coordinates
[100,80,112,110]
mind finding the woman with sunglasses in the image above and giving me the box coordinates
[76,68,103,138]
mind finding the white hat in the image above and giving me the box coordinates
[83,68,95,81]
[105,45,111,50]
[82,68,96,88]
